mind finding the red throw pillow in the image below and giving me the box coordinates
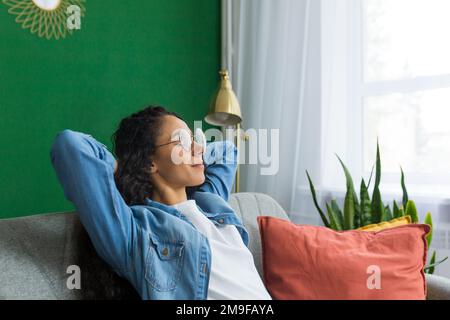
[257,216,430,300]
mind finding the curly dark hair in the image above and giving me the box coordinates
[111,106,182,206]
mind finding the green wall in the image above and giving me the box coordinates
[0,0,220,218]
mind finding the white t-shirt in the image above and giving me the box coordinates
[170,199,272,300]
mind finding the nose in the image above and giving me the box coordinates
[192,140,204,156]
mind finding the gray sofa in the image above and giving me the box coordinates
[1,192,449,300]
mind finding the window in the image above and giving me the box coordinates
[353,0,450,189]
[320,0,450,202]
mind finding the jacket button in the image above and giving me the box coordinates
[203,264,207,273]
[218,218,224,224]
[162,247,169,256]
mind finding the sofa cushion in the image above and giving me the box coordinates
[257,216,430,300]
[358,215,412,232]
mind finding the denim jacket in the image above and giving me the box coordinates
[50,129,249,300]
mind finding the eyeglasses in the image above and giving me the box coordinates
[155,128,206,152]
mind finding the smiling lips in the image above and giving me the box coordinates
[190,159,204,168]
[191,163,204,168]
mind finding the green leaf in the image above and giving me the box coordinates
[425,251,437,274]
[367,165,375,189]
[336,156,356,230]
[405,200,419,223]
[393,200,400,218]
[326,202,343,231]
[359,165,375,227]
[331,199,344,229]
[385,205,393,221]
[353,191,361,229]
[344,189,356,230]
[360,179,372,226]
[371,140,385,222]
[371,189,385,223]
[424,212,433,248]
[306,171,330,228]
[374,140,382,190]
[397,207,405,217]
[401,167,409,209]
[425,255,448,274]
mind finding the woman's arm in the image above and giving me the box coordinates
[50,129,134,276]
[190,140,238,201]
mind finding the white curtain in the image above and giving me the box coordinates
[230,0,322,218]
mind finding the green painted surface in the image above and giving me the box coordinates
[0,0,220,218]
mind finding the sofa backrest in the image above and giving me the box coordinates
[0,212,139,299]
[228,192,291,278]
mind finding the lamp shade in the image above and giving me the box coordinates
[205,70,242,126]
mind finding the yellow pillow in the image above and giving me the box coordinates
[358,216,412,232]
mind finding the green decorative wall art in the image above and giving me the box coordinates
[3,0,85,40]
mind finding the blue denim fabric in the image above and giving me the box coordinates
[50,129,249,300]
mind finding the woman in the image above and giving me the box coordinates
[50,106,272,300]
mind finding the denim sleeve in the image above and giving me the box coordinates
[192,140,238,201]
[50,129,133,276]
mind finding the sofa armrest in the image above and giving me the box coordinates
[426,274,450,300]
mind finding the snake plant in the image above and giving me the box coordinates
[306,141,448,274]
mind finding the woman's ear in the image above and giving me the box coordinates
[150,161,158,174]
